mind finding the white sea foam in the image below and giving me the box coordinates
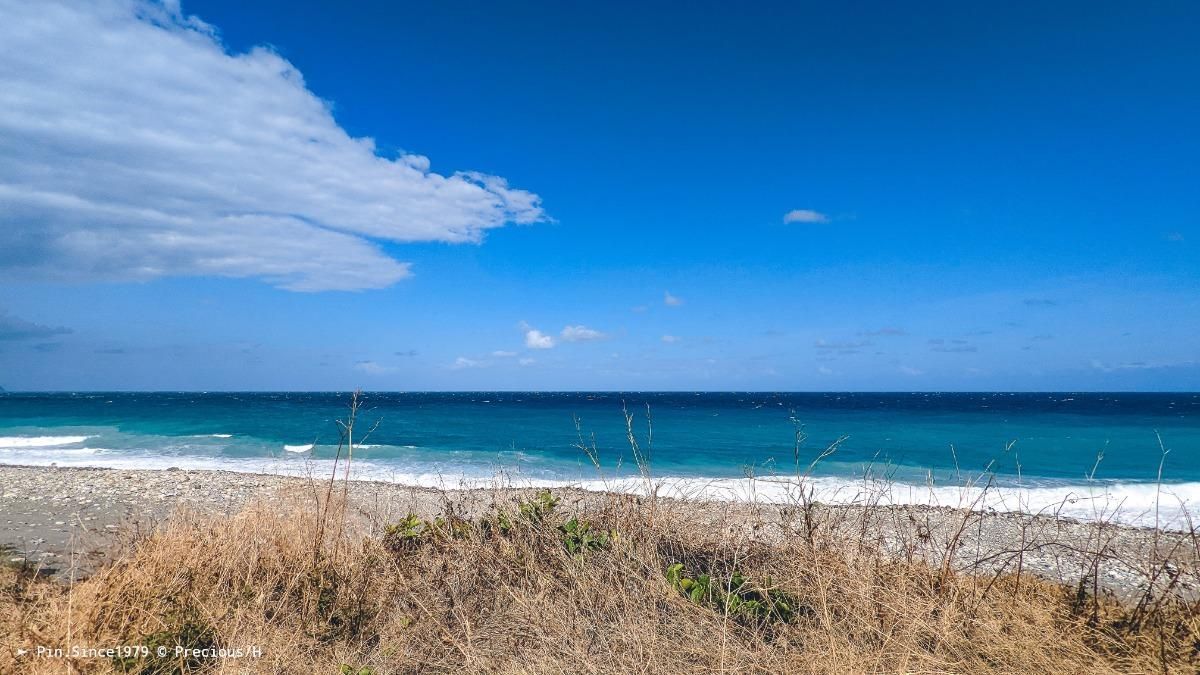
[283,443,313,453]
[0,451,1195,529]
[564,475,1200,530]
[0,435,90,448]
[210,434,233,438]
[0,446,108,458]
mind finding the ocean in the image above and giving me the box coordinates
[1,392,1197,526]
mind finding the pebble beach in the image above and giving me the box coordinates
[2,464,1196,599]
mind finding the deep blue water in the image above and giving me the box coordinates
[0,392,1196,488]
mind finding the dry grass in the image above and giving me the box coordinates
[1,483,1197,674]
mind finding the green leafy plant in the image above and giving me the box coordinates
[339,665,375,675]
[383,513,426,551]
[424,515,473,540]
[665,563,801,625]
[518,489,559,522]
[385,513,477,551]
[558,517,612,558]
[479,512,515,537]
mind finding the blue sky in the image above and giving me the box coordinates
[0,0,1196,391]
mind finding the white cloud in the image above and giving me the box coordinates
[0,0,544,291]
[492,350,517,358]
[560,325,606,342]
[898,365,924,376]
[663,291,683,307]
[783,209,829,224]
[1090,358,1195,372]
[661,334,680,343]
[518,357,536,366]
[523,328,556,349]
[817,366,834,375]
[451,356,483,369]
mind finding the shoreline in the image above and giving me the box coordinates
[2,463,1196,598]
[3,449,1197,529]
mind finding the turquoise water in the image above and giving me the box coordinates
[1,392,1197,525]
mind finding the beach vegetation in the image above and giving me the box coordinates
[382,513,425,550]
[558,516,612,558]
[665,563,802,625]
[518,488,559,522]
[0,483,1197,673]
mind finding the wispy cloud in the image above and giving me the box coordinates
[814,339,871,354]
[782,209,830,224]
[451,356,484,370]
[0,310,72,341]
[353,360,394,375]
[664,291,683,307]
[929,338,977,353]
[859,327,905,337]
[1166,232,1185,242]
[560,325,606,342]
[0,0,545,291]
[1023,298,1058,307]
[492,350,518,358]
[1089,358,1196,373]
[898,365,924,376]
[661,334,680,343]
